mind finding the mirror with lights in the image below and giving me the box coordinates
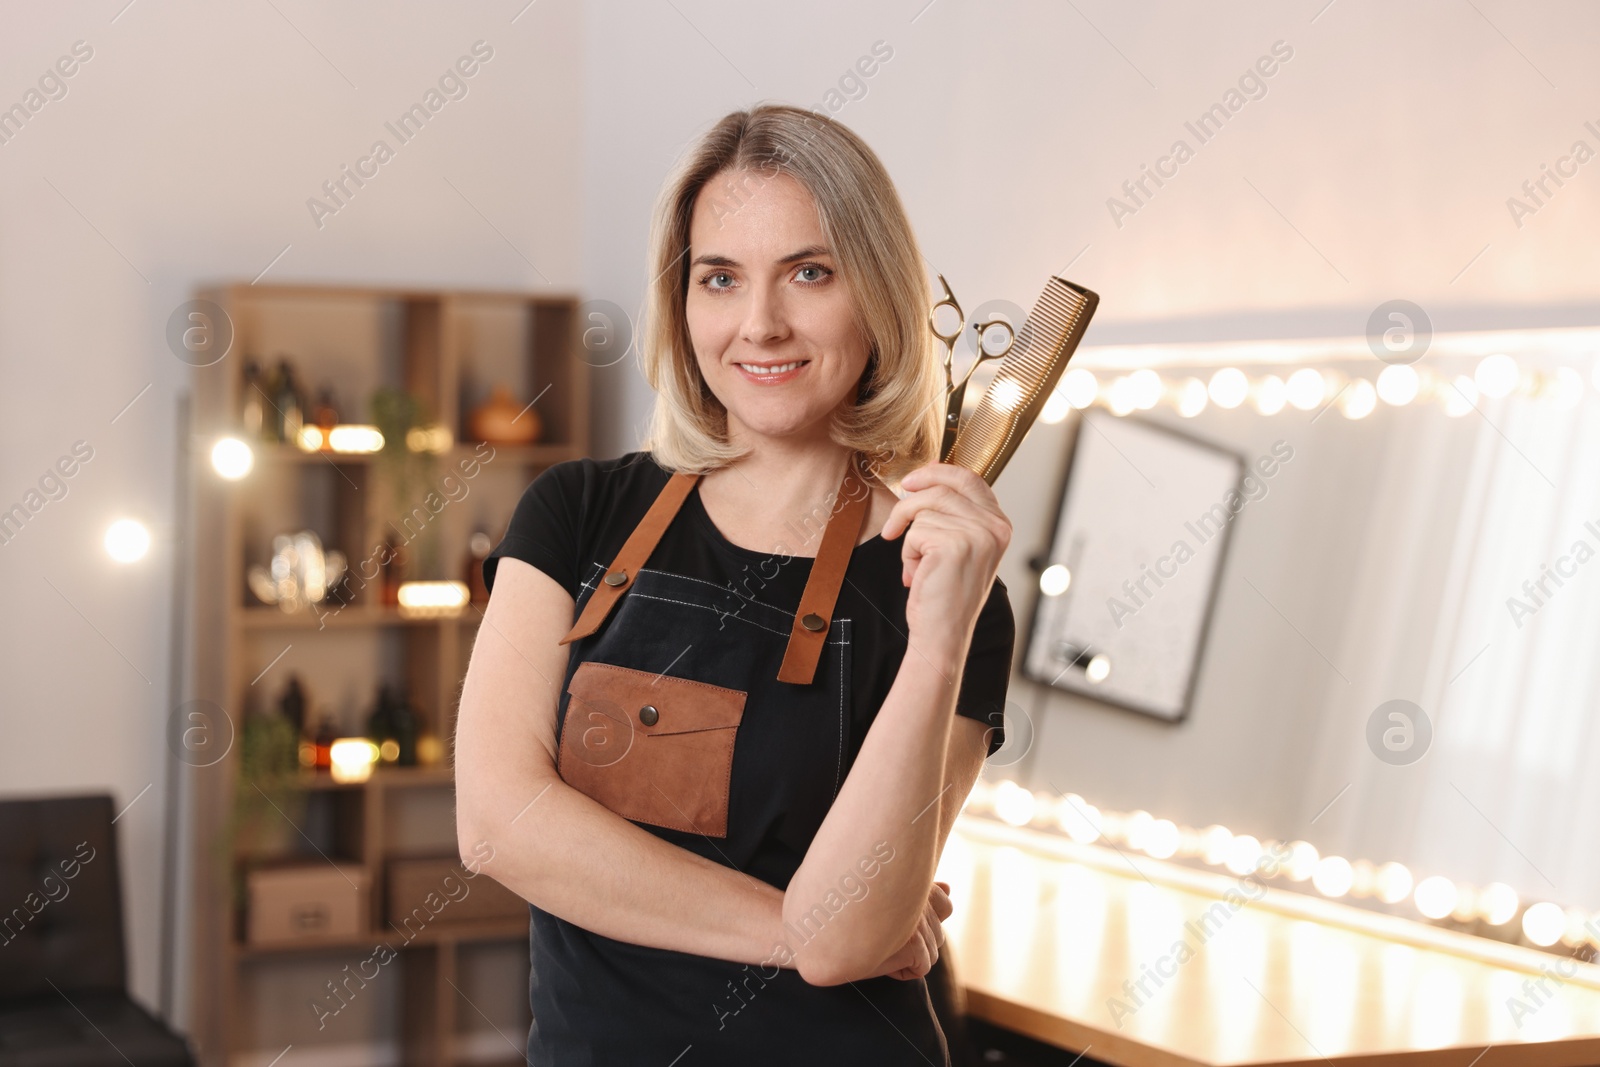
[1023,410,1244,722]
[1000,332,1600,955]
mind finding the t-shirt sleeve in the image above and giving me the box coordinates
[954,576,1015,760]
[484,461,585,599]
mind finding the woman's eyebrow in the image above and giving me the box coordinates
[688,245,833,269]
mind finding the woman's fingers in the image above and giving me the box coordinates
[930,882,953,923]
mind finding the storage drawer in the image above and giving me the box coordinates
[247,863,369,945]
[386,855,526,929]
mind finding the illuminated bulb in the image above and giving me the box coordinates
[1129,369,1163,410]
[1200,825,1233,866]
[1312,855,1354,897]
[327,425,385,454]
[1039,564,1071,597]
[1285,368,1326,410]
[1285,840,1319,882]
[1475,354,1520,399]
[1107,376,1138,416]
[1340,378,1378,419]
[1057,795,1102,843]
[1040,388,1073,425]
[1522,901,1565,947]
[1543,367,1585,409]
[1143,819,1179,859]
[1415,875,1458,919]
[1444,375,1478,417]
[1349,858,1377,897]
[104,519,150,563]
[1225,834,1263,876]
[397,580,470,616]
[296,425,324,451]
[379,739,400,763]
[993,780,1036,826]
[989,378,1024,412]
[1176,378,1208,418]
[329,738,380,783]
[1479,882,1520,925]
[1084,654,1111,682]
[1124,810,1154,849]
[1375,862,1413,904]
[1061,368,1098,409]
[210,437,254,480]
[1253,374,1287,415]
[1376,364,1419,406]
[1208,367,1249,409]
[406,424,453,454]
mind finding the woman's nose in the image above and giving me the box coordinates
[740,284,790,345]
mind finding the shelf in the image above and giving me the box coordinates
[192,280,584,1064]
[280,765,456,791]
[232,915,527,960]
[238,605,482,629]
[249,442,583,466]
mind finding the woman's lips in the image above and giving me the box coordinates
[735,360,809,385]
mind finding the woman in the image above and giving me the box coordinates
[454,103,1015,1065]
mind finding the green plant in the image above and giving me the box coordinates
[370,387,440,575]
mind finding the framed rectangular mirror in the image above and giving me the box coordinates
[1022,409,1247,722]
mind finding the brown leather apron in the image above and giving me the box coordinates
[551,460,870,857]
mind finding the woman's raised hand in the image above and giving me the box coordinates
[880,462,1012,661]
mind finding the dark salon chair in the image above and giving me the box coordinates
[0,793,196,1067]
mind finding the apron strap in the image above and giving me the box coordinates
[559,459,874,687]
[776,464,871,685]
[557,471,700,646]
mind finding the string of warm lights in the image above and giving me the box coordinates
[1038,354,1595,425]
[963,778,1600,958]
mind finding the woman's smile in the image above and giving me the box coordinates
[735,358,811,384]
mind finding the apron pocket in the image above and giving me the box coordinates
[558,660,747,838]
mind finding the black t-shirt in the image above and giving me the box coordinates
[485,449,1015,762]
[485,450,1015,1063]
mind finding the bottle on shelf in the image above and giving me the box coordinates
[389,689,419,768]
[313,386,340,433]
[277,675,307,737]
[275,357,305,445]
[366,683,399,765]
[312,715,338,770]
[241,360,265,438]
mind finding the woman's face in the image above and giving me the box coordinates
[684,168,870,447]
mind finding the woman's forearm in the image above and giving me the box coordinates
[455,559,800,973]
[781,629,969,984]
[460,772,798,971]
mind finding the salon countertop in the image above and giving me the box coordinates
[938,815,1600,1067]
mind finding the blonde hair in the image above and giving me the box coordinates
[636,104,943,487]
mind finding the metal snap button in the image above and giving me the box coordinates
[603,570,629,587]
[639,705,659,726]
[801,612,826,632]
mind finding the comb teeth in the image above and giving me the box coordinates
[943,277,1099,484]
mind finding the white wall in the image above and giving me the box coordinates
[0,0,582,1025]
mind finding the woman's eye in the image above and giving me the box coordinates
[795,265,830,284]
[705,271,733,290]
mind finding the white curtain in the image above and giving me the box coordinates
[1304,379,1600,913]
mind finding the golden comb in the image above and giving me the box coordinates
[934,275,1099,485]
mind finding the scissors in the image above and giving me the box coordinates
[930,274,1017,461]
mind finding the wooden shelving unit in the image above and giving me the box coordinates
[188,283,590,1066]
